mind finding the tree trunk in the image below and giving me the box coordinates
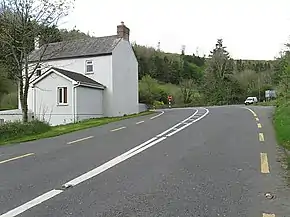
[22,100,28,122]
[20,76,29,123]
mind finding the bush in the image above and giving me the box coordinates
[0,120,51,142]
[153,100,165,109]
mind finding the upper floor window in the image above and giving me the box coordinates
[36,65,41,76]
[57,87,68,105]
[85,60,94,73]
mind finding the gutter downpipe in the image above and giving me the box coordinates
[32,85,36,120]
[72,81,81,123]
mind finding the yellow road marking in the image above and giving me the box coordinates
[263,213,275,217]
[111,126,126,132]
[257,123,262,128]
[0,153,35,165]
[259,133,265,142]
[261,153,270,173]
[244,107,257,117]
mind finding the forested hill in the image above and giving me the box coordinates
[133,43,274,85]
[0,27,276,109]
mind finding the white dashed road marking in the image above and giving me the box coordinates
[67,136,94,145]
[0,108,209,217]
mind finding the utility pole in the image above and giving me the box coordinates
[179,45,186,82]
[258,75,261,102]
[157,41,161,51]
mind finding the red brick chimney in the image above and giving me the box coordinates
[117,21,130,41]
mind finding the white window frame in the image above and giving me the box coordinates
[57,86,68,106]
[85,60,94,74]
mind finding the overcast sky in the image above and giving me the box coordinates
[60,0,290,60]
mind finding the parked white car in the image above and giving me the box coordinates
[244,97,258,105]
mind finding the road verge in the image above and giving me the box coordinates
[0,111,154,146]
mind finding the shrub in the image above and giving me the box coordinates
[0,120,51,142]
[153,100,165,109]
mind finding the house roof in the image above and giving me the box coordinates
[29,35,122,62]
[32,67,105,89]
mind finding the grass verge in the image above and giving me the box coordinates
[274,101,290,150]
[0,111,154,146]
[273,101,290,169]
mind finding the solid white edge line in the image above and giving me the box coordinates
[156,109,199,138]
[123,137,158,157]
[166,108,209,137]
[64,137,167,187]
[0,190,63,217]
[63,108,199,187]
[1,107,208,217]
[150,110,165,120]
[67,136,94,145]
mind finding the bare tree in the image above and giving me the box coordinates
[0,0,74,122]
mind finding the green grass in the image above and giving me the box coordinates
[0,111,154,146]
[273,101,290,150]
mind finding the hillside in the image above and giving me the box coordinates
[0,27,276,109]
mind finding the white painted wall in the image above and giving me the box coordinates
[111,39,139,116]
[0,109,34,123]
[25,41,138,119]
[33,72,73,126]
[27,55,114,117]
[76,86,103,122]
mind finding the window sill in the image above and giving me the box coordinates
[57,103,69,106]
[85,72,94,74]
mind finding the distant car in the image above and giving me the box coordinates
[244,97,258,105]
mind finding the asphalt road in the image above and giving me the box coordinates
[0,106,290,217]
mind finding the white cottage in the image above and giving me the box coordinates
[21,22,139,126]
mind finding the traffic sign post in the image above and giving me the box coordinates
[168,95,172,108]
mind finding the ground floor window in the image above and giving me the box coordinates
[57,87,68,105]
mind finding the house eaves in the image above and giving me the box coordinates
[78,81,106,90]
[31,67,106,89]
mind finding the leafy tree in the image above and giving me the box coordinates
[276,49,290,101]
[203,39,235,104]
[0,0,74,122]
[207,39,233,79]
[179,79,195,104]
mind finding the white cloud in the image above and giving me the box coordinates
[59,0,290,60]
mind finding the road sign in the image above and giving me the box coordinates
[265,90,276,99]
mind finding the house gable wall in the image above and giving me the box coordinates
[33,72,73,125]
[111,39,139,116]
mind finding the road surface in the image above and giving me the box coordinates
[0,106,290,217]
